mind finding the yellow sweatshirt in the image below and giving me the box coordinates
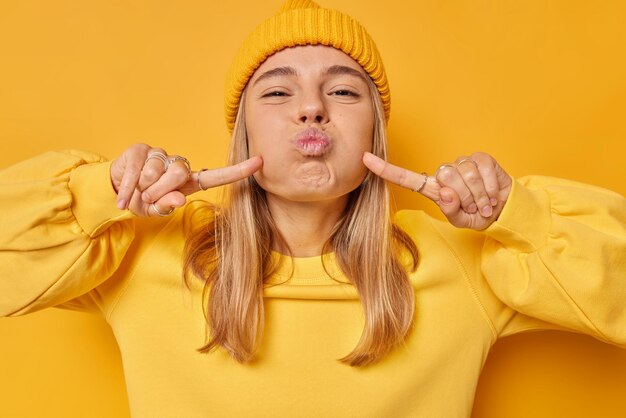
[1,150,625,418]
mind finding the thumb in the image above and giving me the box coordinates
[437,187,467,228]
[130,190,187,217]
[147,191,187,217]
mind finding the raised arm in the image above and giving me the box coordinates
[0,150,135,316]
[0,146,262,317]
[480,175,626,344]
[367,151,626,345]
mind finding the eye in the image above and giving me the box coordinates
[262,91,288,98]
[331,89,360,97]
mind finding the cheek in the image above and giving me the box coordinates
[343,118,374,182]
[249,140,284,188]
[336,114,374,157]
[246,132,290,186]
[341,104,374,148]
[246,109,281,156]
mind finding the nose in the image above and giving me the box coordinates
[297,91,328,125]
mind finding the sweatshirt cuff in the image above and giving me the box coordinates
[69,161,135,237]
[483,177,552,252]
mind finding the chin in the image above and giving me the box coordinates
[260,179,363,203]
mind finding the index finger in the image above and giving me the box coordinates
[362,152,440,201]
[114,144,151,209]
[196,156,263,191]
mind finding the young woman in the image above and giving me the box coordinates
[1,0,625,416]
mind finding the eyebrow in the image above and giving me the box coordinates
[253,66,299,86]
[252,64,368,86]
[324,65,368,82]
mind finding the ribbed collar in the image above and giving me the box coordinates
[264,252,359,300]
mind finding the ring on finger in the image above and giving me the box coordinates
[151,202,175,217]
[197,168,208,191]
[413,172,429,193]
[145,152,169,171]
[457,158,478,169]
[168,156,192,179]
[435,164,455,179]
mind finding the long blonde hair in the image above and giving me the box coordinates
[183,79,418,366]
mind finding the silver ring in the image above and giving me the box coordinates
[150,202,174,217]
[145,152,169,171]
[413,172,429,193]
[457,158,478,169]
[435,164,455,179]
[168,156,192,172]
[197,168,208,191]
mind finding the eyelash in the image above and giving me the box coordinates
[260,89,361,98]
[262,91,288,97]
[331,89,360,97]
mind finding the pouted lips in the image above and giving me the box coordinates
[294,127,332,157]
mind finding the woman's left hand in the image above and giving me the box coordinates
[363,151,512,230]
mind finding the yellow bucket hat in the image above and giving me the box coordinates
[224,0,390,132]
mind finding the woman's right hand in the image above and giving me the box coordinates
[110,143,263,217]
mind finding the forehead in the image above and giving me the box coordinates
[251,45,366,81]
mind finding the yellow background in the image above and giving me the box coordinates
[1,0,625,416]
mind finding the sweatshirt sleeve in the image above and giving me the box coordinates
[0,150,136,317]
[480,175,626,346]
